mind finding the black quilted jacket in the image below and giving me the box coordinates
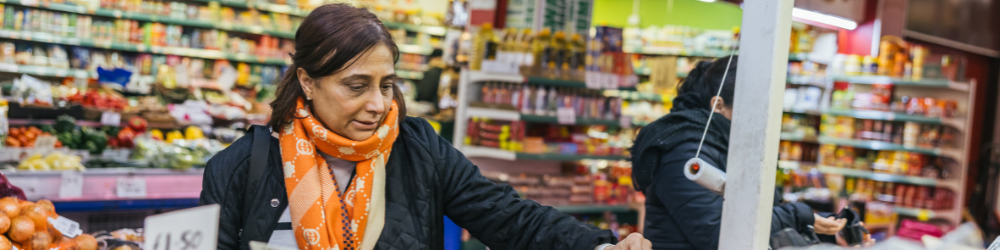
[199,117,617,250]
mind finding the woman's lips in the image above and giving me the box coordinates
[352,120,379,130]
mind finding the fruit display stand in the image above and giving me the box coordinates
[1,168,203,212]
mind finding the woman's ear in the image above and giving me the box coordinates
[296,68,315,100]
[709,96,726,113]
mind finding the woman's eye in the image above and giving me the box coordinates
[381,84,392,91]
[350,86,365,92]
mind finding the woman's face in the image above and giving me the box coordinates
[297,44,396,141]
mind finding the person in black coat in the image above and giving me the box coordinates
[630,56,848,250]
[199,4,652,250]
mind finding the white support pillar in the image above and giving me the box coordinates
[718,0,794,249]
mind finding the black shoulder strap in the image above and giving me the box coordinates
[242,125,271,234]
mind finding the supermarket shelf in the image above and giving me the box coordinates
[0,30,289,65]
[786,75,826,88]
[832,76,970,91]
[892,207,958,223]
[780,132,818,143]
[465,107,520,121]
[0,63,94,79]
[783,108,822,116]
[603,90,664,102]
[382,22,448,36]
[817,136,943,156]
[778,160,815,170]
[816,166,940,187]
[189,0,310,16]
[677,72,687,78]
[622,46,729,57]
[516,152,629,161]
[463,107,620,126]
[525,76,587,88]
[788,53,809,61]
[552,205,633,214]
[467,70,525,83]
[0,0,295,38]
[9,118,104,127]
[461,146,629,161]
[397,44,435,55]
[635,67,651,76]
[3,168,204,201]
[53,198,199,212]
[396,69,424,80]
[824,109,966,129]
[520,114,620,126]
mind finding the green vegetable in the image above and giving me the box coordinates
[40,125,55,133]
[85,141,99,154]
[55,115,76,133]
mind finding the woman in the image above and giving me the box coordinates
[630,56,852,250]
[199,4,651,250]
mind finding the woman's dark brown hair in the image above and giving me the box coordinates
[268,3,406,129]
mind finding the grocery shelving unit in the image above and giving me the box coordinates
[0,168,204,212]
[452,69,642,218]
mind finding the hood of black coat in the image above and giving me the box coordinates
[630,92,732,191]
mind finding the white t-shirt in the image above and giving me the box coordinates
[268,151,356,248]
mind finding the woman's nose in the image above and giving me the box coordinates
[365,89,386,114]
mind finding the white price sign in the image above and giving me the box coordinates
[58,171,84,198]
[603,73,618,90]
[100,112,121,126]
[619,115,632,128]
[34,135,57,150]
[47,216,82,237]
[145,205,220,250]
[556,107,576,125]
[116,177,147,198]
[585,71,601,89]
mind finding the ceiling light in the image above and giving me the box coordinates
[792,7,857,30]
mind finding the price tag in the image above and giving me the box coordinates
[619,115,632,128]
[917,209,930,221]
[20,0,37,6]
[101,112,121,126]
[145,204,220,250]
[48,216,82,237]
[556,107,576,125]
[584,71,600,89]
[604,73,618,89]
[101,149,117,159]
[34,135,56,150]
[58,171,84,198]
[116,177,147,198]
[112,10,122,18]
[74,71,88,78]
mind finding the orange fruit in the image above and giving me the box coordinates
[17,200,33,209]
[74,234,96,250]
[8,216,34,243]
[0,198,21,217]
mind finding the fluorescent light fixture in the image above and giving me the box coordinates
[792,7,857,30]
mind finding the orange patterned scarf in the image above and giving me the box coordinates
[279,97,399,250]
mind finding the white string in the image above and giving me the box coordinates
[694,33,741,159]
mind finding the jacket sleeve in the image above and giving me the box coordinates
[654,143,815,250]
[199,144,250,250]
[419,123,616,250]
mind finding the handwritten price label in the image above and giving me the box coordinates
[100,112,121,126]
[145,205,220,250]
[116,177,147,198]
[59,171,84,198]
[556,107,576,125]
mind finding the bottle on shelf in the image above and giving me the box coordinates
[533,28,551,71]
[519,28,534,67]
[470,22,498,70]
[548,31,567,77]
